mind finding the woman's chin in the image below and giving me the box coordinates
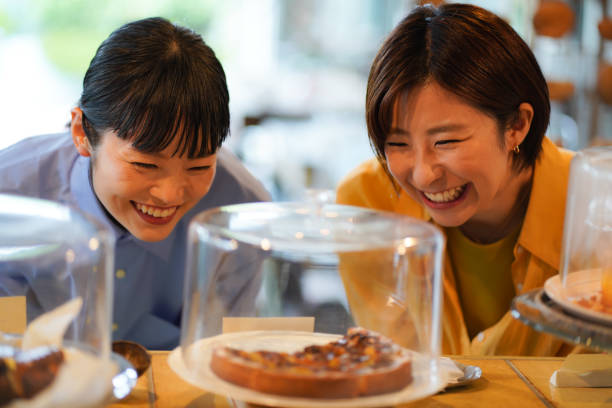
[427,206,474,228]
[130,229,173,242]
[125,219,177,242]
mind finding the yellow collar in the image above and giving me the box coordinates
[518,137,574,270]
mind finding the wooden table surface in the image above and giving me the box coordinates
[106,352,612,408]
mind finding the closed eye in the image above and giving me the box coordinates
[189,165,211,171]
[386,142,408,147]
[435,139,461,146]
[132,162,157,169]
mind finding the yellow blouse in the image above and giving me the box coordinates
[336,137,576,356]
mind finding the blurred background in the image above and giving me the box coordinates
[0,0,609,200]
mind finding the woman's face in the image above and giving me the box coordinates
[90,131,217,242]
[385,81,523,230]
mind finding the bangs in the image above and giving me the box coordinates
[115,107,215,158]
[110,80,228,158]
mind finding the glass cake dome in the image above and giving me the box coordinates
[0,194,114,352]
[0,193,127,407]
[551,147,612,326]
[172,201,445,406]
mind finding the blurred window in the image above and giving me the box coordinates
[0,0,550,199]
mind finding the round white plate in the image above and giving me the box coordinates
[544,269,612,326]
[0,345,136,407]
[169,330,444,408]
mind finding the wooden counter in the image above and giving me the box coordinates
[107,353,612,408]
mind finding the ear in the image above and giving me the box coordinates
[70,107,92,157]
[504,102,534,152]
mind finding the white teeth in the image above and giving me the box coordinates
[135,203,177,218]
[424,185,465,203]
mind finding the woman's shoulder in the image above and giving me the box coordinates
[0,132,75,166]
[519,137,575,270]
[540,136,575,166]
[0,132,77,198]
[336,158,426,218]
[535,137,575,186]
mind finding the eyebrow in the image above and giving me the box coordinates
[388,123,468,136]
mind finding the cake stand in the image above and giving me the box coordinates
[511,289,612,352]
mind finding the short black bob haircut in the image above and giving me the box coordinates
[79,17,229,158]
[366,3,550,174]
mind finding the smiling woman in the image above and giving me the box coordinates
[384,83,535,243]
[74,129,218,242]
[0,17,270,350]
[336,3,577,357]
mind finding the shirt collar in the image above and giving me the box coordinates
[70,155,176,261]
[517,137,574,270]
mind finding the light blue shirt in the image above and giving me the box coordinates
[0,132,270,349]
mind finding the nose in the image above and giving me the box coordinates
[410,148,441,189]
[149,175,186,205]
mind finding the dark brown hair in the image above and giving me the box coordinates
[80,17,229,158]
[366,3,549,173]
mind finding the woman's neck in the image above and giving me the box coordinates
[459,167,534,244]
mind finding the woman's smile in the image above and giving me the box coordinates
[132,201,179,225]
[420,184,469,209]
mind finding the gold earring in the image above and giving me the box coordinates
[513,145,520,154]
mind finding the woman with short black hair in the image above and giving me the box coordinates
[0,17,270,350]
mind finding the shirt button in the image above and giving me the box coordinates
[516,283,523,292]
[112,323,118,332]
[116,269,126,279]
[476,332,485,342]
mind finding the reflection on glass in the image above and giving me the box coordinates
[178,202,445,401]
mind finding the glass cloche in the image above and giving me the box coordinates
[511,147,612,352]
[0,194,130,406]
[171,201,445,406]
[551,147,612,325]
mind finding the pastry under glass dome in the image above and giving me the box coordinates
[0,193,114,353]
[173,201,445,406]
[0,194,136,406]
